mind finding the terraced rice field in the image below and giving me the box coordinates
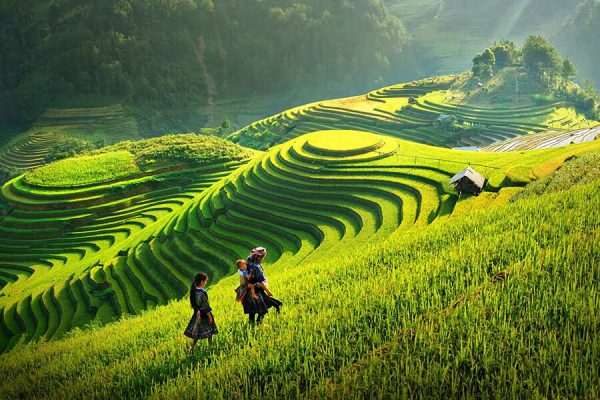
[34,104,140,143]
[1,128,598,353]
[230,76,596,150]
[0,105,142,181]
[481,125,600,152]
[0,160,247,351]
[0,131,66,171]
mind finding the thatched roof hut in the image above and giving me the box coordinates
[449,167,486,195]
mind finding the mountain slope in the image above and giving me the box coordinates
[0,162,597,399]
[1,127,597,351]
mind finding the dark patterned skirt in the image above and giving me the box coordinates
[242,287,283,315]
[184,313,218,339]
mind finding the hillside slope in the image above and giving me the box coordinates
[0,161,597,399]
[229,74,597,150]
[0,0,405,134]
[0,135,253,350]
[1,128,597,351]
[0,105,142,185]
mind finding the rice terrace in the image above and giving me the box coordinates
[0,1,599,399]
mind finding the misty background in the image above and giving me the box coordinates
[1,0,598,136]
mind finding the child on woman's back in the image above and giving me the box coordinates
[235,259,273,301]
[235,259,255,301]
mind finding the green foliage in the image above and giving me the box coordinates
[94,134,253,168]
[469,36,594,108]
[26,151,139,187]
[555,0,600,97]
[490,40,518,68]
[511,152,600,201]
[43,137,96,164]
[22,134,252,187]
[220,118,232,131]
[0,0,406,132]
[558,80,599,119]
[561,58,577,83]
[0,178,597,398]
[472,49,496,79]
[522,35,562,86]
[531,94,556,104]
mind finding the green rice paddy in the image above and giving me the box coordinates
[229,75,597,150]
[0,76,598,398]
[0,168,597,399]
[1,126,597,354]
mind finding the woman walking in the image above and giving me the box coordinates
[184,272,218,353]
[242,247,283,324]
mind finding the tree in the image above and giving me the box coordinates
[480,49,496,66]
[490,40,517,68]
[522,35,561,87]
[220,117,232,130]
[472,48,495,79]
[472,63,493,79]
[561,58,577,83]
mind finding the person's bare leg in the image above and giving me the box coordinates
[190,338,199,353]
[249,283,258,299]
[260,282,273,297]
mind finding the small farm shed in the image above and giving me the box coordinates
[449,167,486,195]
[436,114,452,124]
[434,114,456,129]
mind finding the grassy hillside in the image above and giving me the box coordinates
[0,158,597,398]
[0,104,142,185]
[0,134,253,351]
[229,74,598,150]
[33,105,139,142]
[554,0,600,94]
[1,127,597,353]
[0,0,405,134]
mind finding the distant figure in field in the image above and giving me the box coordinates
[240,247,282,324]
[184,272,218,353]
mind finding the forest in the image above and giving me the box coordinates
[3,0,600,137]
[0,0,404,134]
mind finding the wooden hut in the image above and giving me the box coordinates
[449,167,486,195]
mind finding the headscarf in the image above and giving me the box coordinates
[247,247,267,264]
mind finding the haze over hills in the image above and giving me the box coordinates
[0,0,405,135]
[0,2,599,397]
[3,0,599,140]
[386,0,599,82]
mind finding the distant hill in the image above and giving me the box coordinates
[229,74,598,150]
[553,0,600,92]
[0,0,405,135]
[3,0,598,139]
[384,0,593,82]
[0,105,142,185]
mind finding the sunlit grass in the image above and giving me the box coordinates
[0,177,597,399]
[26,151,139,187]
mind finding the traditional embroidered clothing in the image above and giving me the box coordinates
[184,287,218,339]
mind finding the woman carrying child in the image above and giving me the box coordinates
[241,247,283,324]
[184,272,218,353]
